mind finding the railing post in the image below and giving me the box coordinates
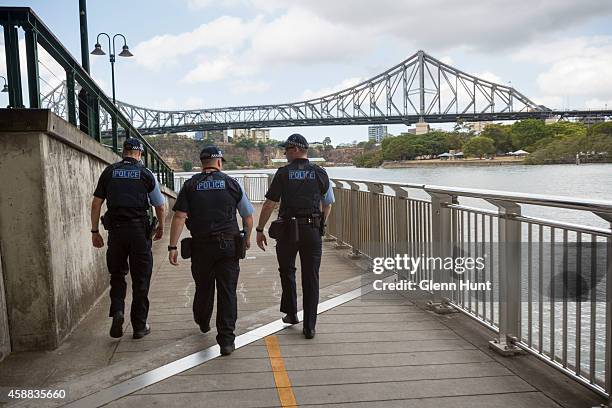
[391,186,409,280]
[487,199,523,356]
[346,181,361,257]
[3,23,24,108]
[332,182,349,249]
[593,213,612,406]
[111,117,119,153]
[607,222,612,408]
[24,28,41,109]
[88,95,100,141]
[66,70,77,125]
[322,180,337,242]
[365,182,384,259]
[244,175,251,200]
[426,191,456,313]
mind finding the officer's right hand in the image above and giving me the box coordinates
[169,249,179,266]
[92,232,104,248]
[256,231,267,251]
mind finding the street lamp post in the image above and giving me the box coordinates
[90,33,133,104]
[0,76,8,107]
[90,33,133,152]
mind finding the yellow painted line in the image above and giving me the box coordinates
[265,335,298,407]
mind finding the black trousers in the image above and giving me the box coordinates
[276,224,322,332]
[106,223,153,331]
[191,239,239,347]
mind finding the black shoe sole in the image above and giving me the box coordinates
[110,316,124,338]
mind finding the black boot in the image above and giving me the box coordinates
[133,323,151,339]
[282,314,299,325]
[303,328,316,339]
[220,343,235,356]
[110,311,124,338]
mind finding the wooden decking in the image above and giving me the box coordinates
[1,204,606,407]
[103,290,604,407]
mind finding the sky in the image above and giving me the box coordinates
[2,0,612,145]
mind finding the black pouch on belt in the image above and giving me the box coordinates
[181,237,192,259]
[234,230,246,260]
[268,219,286,240]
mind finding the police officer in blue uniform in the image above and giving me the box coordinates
[168,146,254,356]
[256,134,334,339]
[91,138,166,339]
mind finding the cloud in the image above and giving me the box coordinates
[181,55,255,83]
[513,36,612,106]
[251,0,612,52]
[229,80,271,95]
[246,8,373,66]
[301,77,363,100]
[584,98,612,110]
[133,15,263,70]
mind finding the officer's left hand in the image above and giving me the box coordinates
[92,232,104,248]
[153,226,164,241]
[256,231,267,251]
[169,249,178,265]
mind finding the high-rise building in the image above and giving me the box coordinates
[233,128,270,143]
[368,125,388,143]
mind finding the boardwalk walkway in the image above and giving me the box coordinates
[0,204,606,407]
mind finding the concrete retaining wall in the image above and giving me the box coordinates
[0,109,176,353]
[0,251,10,361]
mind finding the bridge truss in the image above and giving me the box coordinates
[41,50,611,135]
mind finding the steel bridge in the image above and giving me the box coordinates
[41,50,612,136]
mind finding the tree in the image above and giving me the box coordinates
[510,119,551,150]
[181,161,193,172]
[322,137,332,147]
[233,138,256,149]
[463,136,496,159]
[353,151,383,167]
[480,124,513,153]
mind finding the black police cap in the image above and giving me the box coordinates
[200,146,226,162]
[123,138,144,151]
[279,133,309,149]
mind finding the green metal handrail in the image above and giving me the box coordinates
[0,7,174,189]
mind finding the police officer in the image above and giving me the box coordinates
[256,134,334,339]
[168,146,254,356]
[91,138,166,339]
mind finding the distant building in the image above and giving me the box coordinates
[194,130,228,142]
[465,121,493,134]
[233,128,270,142]
[368,125,388,143]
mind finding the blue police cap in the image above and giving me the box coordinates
[200,145,226,162]
[279,133,309,149]
[123,138,144,151]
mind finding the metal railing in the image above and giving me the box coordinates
[0,7,174,189]
[174,172,271,202]
[324,177,612,399]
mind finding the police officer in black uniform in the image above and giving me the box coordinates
[256,134,334,339]
[168,146,254,356]
[91,138,166,339]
